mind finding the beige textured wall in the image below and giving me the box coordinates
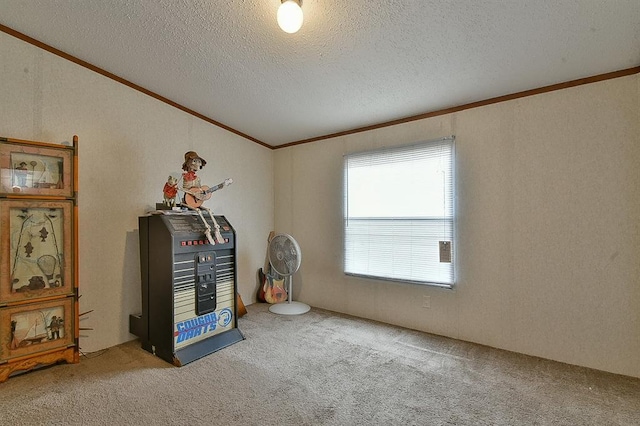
[2,29,639,378]
[0,32,274,352]
[274,75,640,378]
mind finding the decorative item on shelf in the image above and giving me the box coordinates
[181,151,207,197]
[0,199,74,304]
[179,150,232,246]
[1,298,74,361]
[162,175,179,208]
[0,139,73,197]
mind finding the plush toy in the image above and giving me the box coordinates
[162,175,179,207]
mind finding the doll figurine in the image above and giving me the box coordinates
[179,151,225,245]
[181,151,207,195]
[162,175,179,207]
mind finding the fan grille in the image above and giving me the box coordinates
[268,234,301,276]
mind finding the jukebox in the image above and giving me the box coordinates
[130,212,244,366]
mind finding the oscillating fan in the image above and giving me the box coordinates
[268,234,310,315]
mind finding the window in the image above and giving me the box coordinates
[343,137,455,287]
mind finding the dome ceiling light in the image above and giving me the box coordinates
[277,0,303,34]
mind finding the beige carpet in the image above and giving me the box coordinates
[1,303,639,425]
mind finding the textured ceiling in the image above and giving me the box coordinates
[0,0,639,147]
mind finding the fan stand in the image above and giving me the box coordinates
[269,277,310,315]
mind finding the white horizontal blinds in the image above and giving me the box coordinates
[344,137,454,286]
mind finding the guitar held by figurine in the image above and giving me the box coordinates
[184,178,233,208]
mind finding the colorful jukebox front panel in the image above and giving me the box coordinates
[172,249,236,351]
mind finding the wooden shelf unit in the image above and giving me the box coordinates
[0,135,79,382]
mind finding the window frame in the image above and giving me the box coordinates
[343,136,456,289]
